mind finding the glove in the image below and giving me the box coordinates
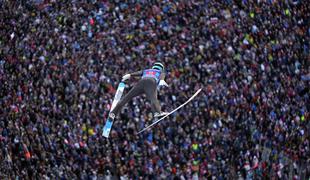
[122,74,131,81]
[158,80,169,87]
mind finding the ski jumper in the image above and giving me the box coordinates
[110,69,165,116]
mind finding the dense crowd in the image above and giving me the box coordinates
[0,0,309,179]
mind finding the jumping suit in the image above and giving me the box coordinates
[110,69,165,116]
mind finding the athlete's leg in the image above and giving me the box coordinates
[110,82,143,116]
[144,79,161,113]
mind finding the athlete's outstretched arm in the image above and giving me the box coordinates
[158,72,168,87]
[130,70,143,76]
[121,71,142,81]
[160,72,166,80]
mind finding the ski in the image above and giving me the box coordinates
[102,82,126,138]
[137,88,202,134]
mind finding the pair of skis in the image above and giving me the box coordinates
[102,82,202,138]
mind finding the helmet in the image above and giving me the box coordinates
[152,62,164,71]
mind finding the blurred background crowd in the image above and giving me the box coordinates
[0,0,309,179]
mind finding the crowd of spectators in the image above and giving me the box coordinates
[0,0,309,179]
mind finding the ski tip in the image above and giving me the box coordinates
[193,88,202,96]
[119,82,126,87]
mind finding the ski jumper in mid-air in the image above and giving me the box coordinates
[109,62,169,119]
